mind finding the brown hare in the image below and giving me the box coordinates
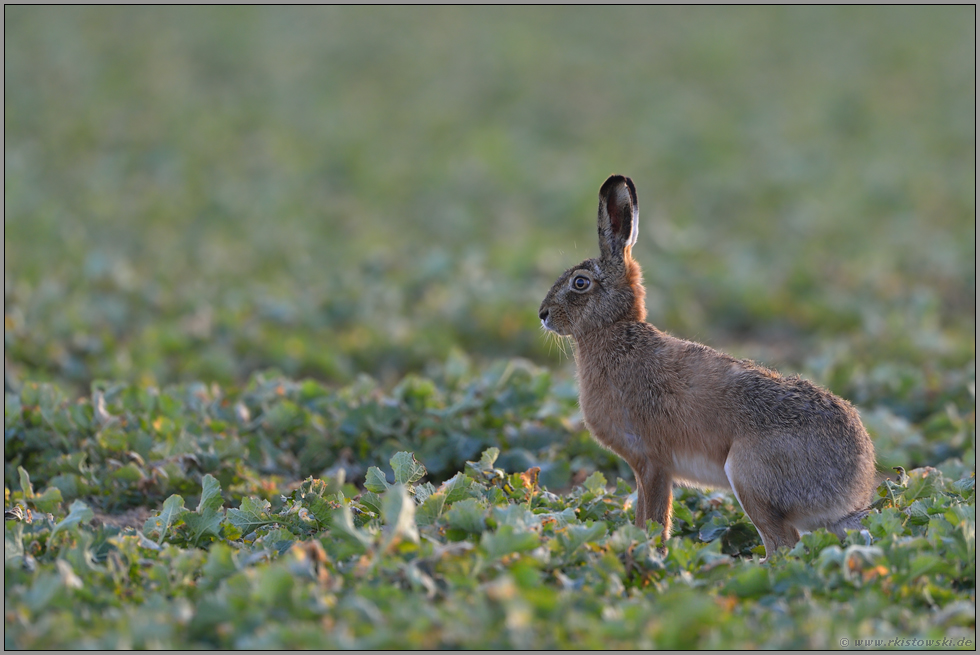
[538,175,877,560]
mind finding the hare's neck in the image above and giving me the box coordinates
[572,320,667,371]
[573,323,631,369]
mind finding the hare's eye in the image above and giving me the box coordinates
[571,275,591,291]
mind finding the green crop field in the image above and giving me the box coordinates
[4,6,975,649]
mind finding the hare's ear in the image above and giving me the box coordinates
[597,175,638,262]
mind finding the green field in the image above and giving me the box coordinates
[5,6,976,649]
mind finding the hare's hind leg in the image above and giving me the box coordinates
[633,464,674,542]
[724,445,800,561]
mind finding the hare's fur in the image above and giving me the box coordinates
[538,175,877,559]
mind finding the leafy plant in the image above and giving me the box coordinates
[4,5,976,650]
[5,442,975,649]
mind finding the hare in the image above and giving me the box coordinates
[538,175,877,560]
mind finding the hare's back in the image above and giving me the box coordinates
[730,367,862,437]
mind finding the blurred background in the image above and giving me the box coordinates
[5,7,975,425]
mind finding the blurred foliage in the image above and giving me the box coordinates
[5,445,976,648]
[3,357,974,512]
[4,6,975,396]
[4,358,623,512]
[4,363,977,648]
[3,6,977,650]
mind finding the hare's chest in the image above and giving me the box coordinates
[578,386,647,459]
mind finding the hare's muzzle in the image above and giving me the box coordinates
[539,308,552,331]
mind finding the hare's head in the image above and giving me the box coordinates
[538,175,647,338]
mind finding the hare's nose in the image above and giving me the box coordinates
[538,308,549,321]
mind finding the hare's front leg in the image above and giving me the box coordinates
[633,464,673,543]
[632,475,646,526]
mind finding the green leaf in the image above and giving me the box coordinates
[391,451,426,486]
[583,471,607,494]
[465,448,503,480]
[109,463,145,482]
[328,506,372,555]
[479,447,500,469]
[23,570,64,613]
[31,486,64,514]
[944,504,976,529]
[416,490,446,526]
[796,530,843,562]
[671,501,694,528]
[184,510,224,547]
[256,565,295,608]
[908,500,930,525]
[938,506,975,564]
[364,466,391,494]
[607,524,648,553]
[258,527,298,556]
[48,474,83,500]
[262,399,304,433]
[413,481,436,505]
[481,524,540,560]
[382,484,419,547]
[50,500,95,541]
[200,543,238,589]
[724,566,772,599]
[908,553,949,578]
[698,513,731,542]
[5,522,25,563]
[865,508,907,539]
[557,521,608,557]
[441,473,478,504]
[197,474,224,514]
[951,477,975,499]
[446,498,487,534]
[359,491,383,516]
[904,468,943,501]
[17,466,34,500]
[301,495,336,530]
[143,495,188,544]
[226,497,275,535]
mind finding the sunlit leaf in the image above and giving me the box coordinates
[441,473,478,504]
[583,471,607,494]
[197,474,224,514]
[391,451,426,486]
[382,484,419,548]
[226,497,275,535]
[364,467,391,494]
[17,467,34,500]
[50,500,95,541]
